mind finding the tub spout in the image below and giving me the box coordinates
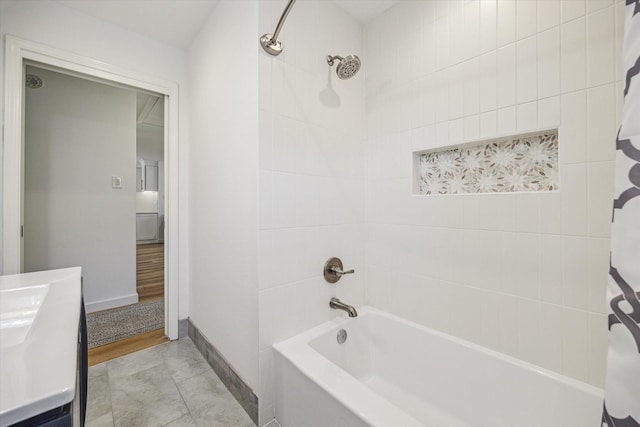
[330,297,358,317]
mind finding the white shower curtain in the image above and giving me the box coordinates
[601,1,640,426]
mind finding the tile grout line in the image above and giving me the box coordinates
[171,357,196,426]
[160,359,192,427]
[105,361,115,427]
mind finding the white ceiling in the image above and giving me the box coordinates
[333,0,399,24]
[55,0,219,49]
[136,93,164,161]
[54,0,398,50]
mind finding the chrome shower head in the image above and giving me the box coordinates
[327,54,361,80]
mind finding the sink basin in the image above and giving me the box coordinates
[0,267,82,427]
[0,284,50,348]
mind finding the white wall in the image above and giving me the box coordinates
[187,0,260,394]
[257,1,365,424]
[0,0,191,319]
[364,0,624,388]
[24,67,137,311]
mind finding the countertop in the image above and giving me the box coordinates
[0,267,82,426]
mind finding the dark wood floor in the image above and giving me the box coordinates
[136,243,164,303]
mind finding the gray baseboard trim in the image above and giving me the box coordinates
[178,318,189,339]
[188,319,258,426]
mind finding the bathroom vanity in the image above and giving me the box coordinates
[0,268,87,427]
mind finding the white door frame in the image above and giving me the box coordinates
[2,35,180,340]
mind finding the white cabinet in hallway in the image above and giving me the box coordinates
[136,161,158,192]
[144,164,158,192]
[136,213,158,242]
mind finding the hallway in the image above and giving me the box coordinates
[137,243,164,303]
[88,243,166,365]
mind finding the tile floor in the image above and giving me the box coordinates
[86,337,255,427]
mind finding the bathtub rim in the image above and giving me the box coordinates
[274,311,425,427]
[273,306,604,427]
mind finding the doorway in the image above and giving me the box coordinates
[23,65,167,361]
[135,93,166,306]
[3,35,180,341]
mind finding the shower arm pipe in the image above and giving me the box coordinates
[270,0,296,46]
[260,0,297,56]
[326,55,344,66]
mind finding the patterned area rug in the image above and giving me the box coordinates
[87,299,164,348]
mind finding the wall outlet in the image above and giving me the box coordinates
[112,176,123,189]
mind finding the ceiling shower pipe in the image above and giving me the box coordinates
[260,0,297,56]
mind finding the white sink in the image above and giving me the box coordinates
[0,267,82,427]
[0,284,50,348]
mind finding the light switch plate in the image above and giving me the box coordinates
[112,176,123,189]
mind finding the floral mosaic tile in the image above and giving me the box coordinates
[417,132,558,195]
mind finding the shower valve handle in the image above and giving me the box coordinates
[331,266,354,276]
[324,257,355,284]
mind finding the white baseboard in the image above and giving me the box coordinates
[262,420,281,427]
[85,293,139,313]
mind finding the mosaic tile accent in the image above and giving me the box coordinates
[417,131,558,195]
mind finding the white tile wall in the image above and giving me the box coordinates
[560,90,587,163]
[516,1,537,40]
[587,84,616,161]
[480,110,498,137]
[479,51,498,112]
[537,26,561,98]
[480,0,497,53]
[562,0,586,23]
[587,0,614,14]
[539,192,562,234]
[538,0,560,32]
[588,311,609,386]
[258,2,365,425]
[588,237,610,314]
[517,36,538,104]
[538,95,560,128]
[497,43,517,107]
[539,303,563,371]
[258,2,618,422]
[464,58,480,116]
[562,307,590,382]
[497,0,516,46]
[364,0,622,389]
[497,106,517,134]
[561,17,586,93]
[539,234,563,304]
[561,163,588,235]
[587,162,615,237]
[562,236,589,309]
[516,101,537,131]
[587,6,615,87]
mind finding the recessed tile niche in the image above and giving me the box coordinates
[413,130,559,195]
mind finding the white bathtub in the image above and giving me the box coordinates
[273,307,603,427]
